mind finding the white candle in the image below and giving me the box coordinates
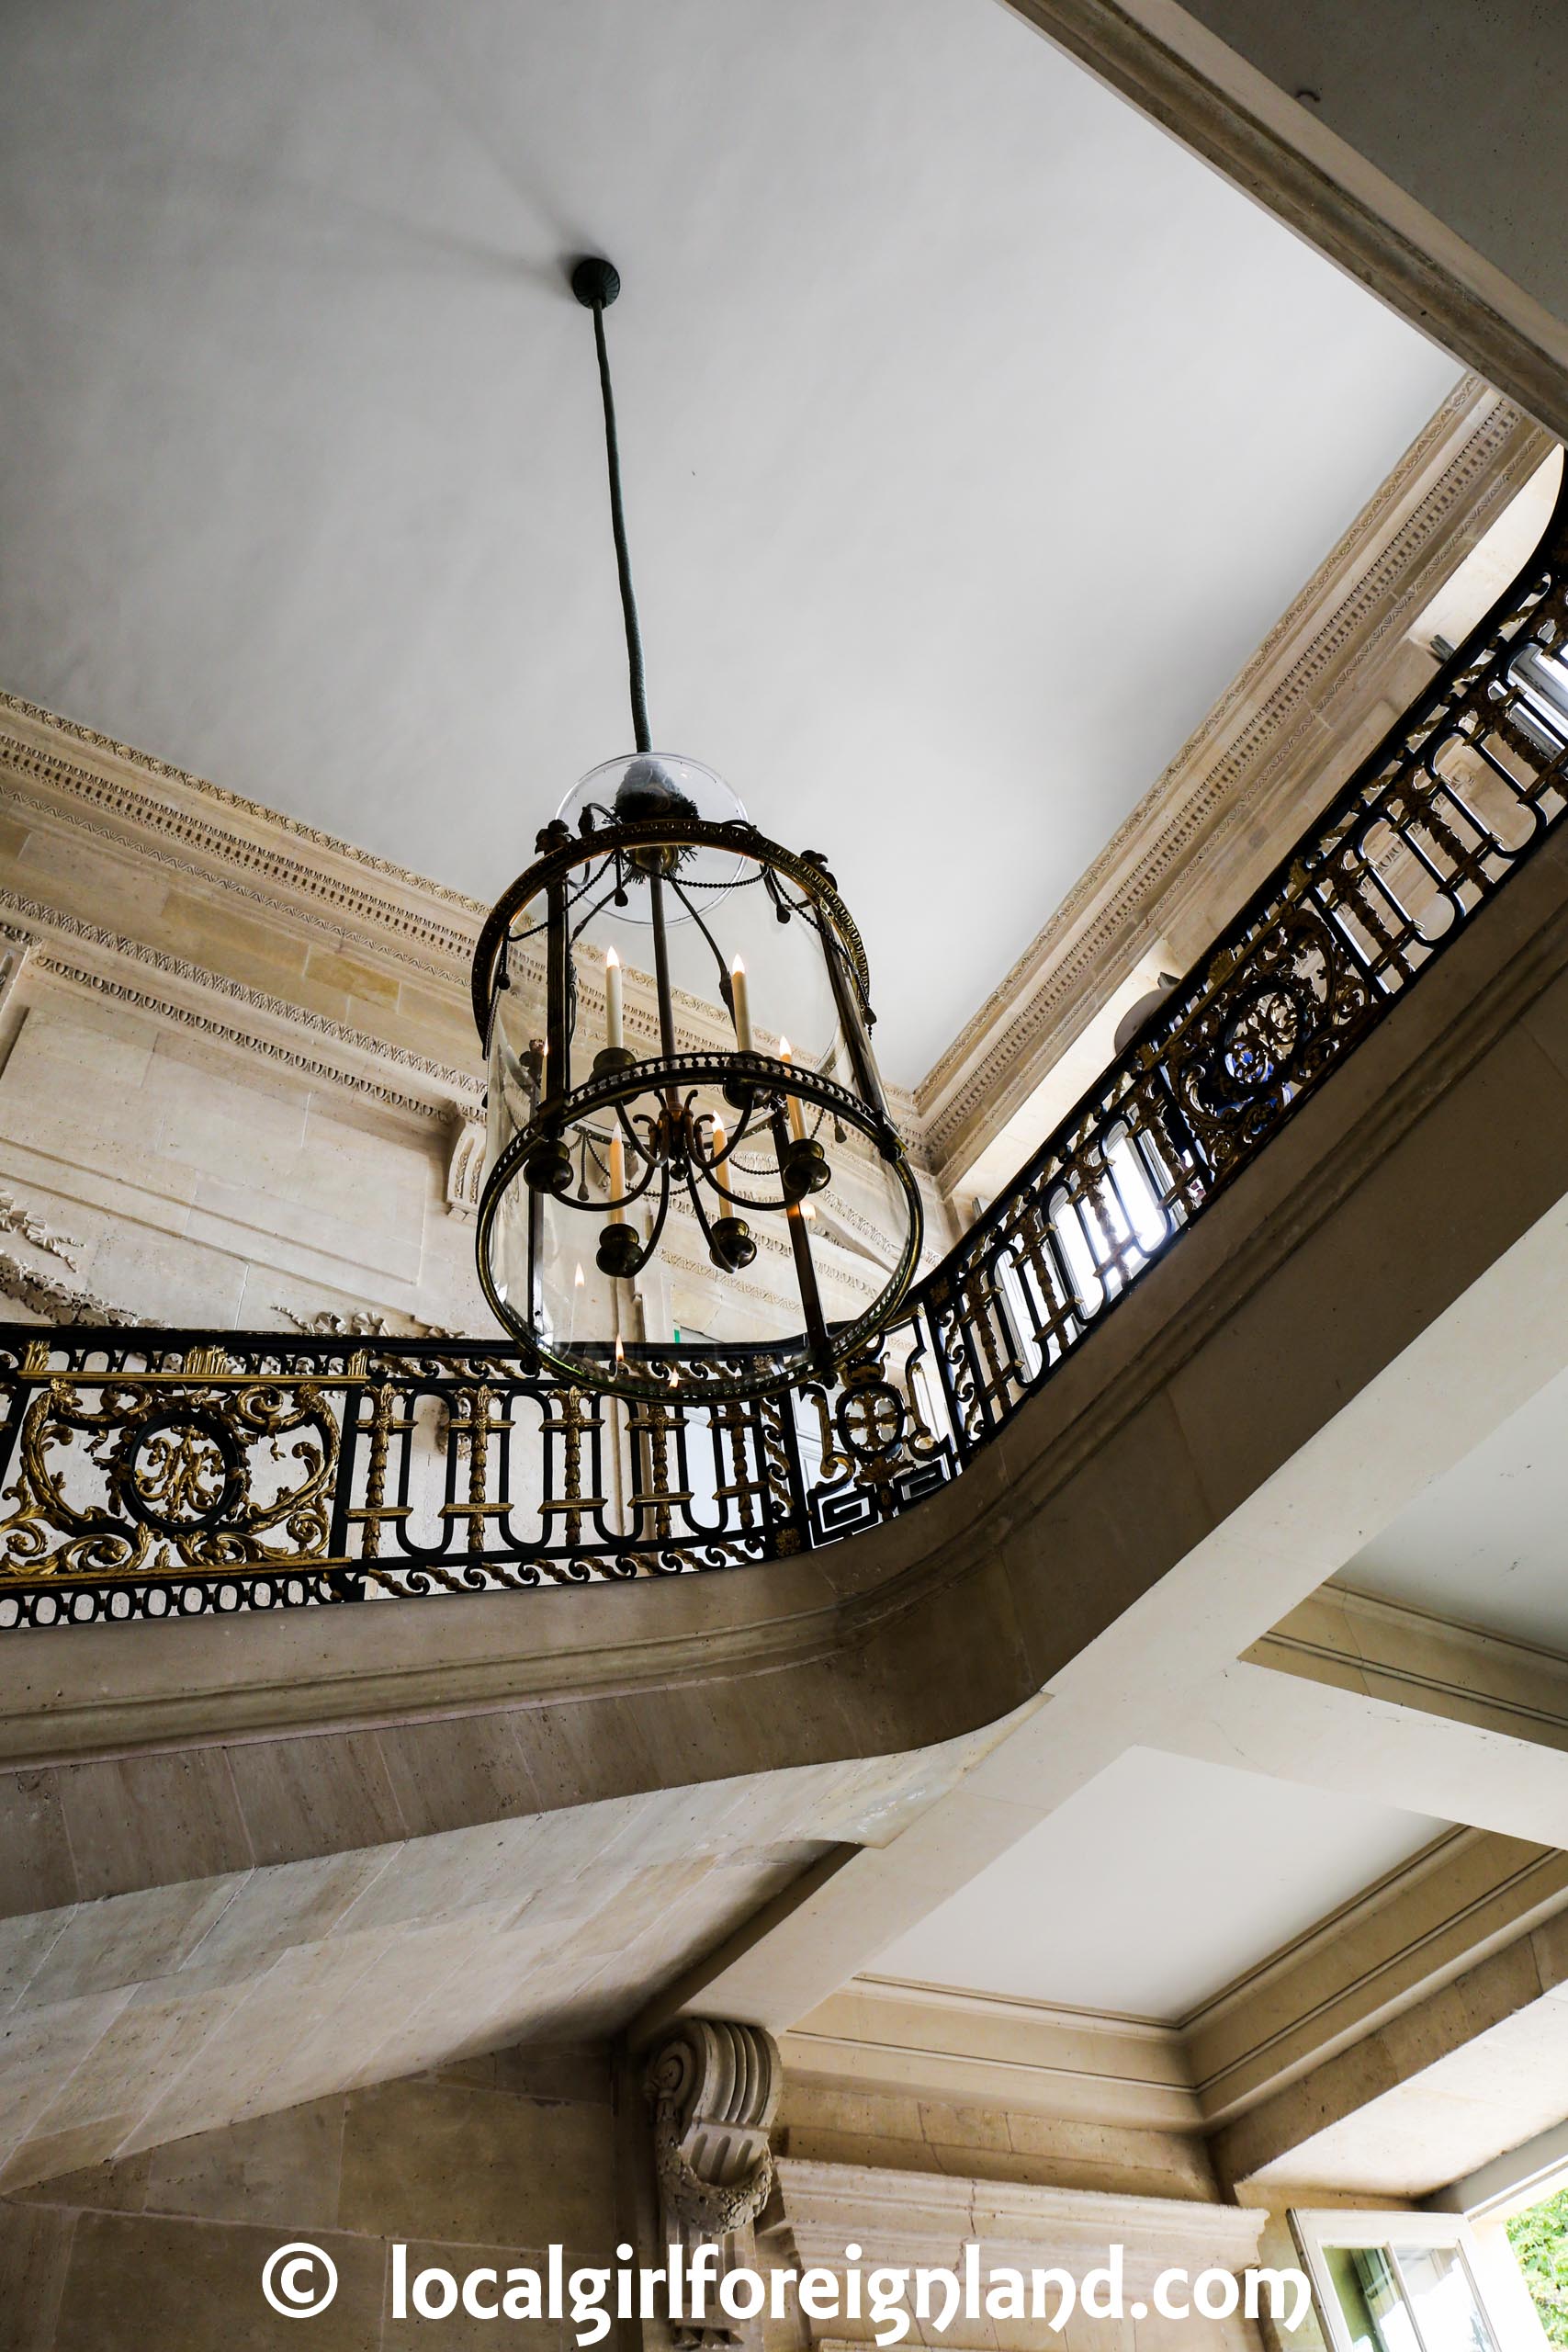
[779,1036,807,1142]
[569,1261,584,1342]
[604,946,623,1051]
[729,956,753,1054]
[607,1131,626,1224]
[711,1115,728,1163]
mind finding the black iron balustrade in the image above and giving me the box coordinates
[6,469,1568,1630]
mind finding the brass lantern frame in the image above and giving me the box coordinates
[472,808,923,1402]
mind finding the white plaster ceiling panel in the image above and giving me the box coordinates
[1342,1360,1568,1654]
[0,0,1460,1082]
[870,1747,1445,2020]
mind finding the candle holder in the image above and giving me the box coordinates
[472,754,921,1400]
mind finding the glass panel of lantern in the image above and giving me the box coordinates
[479,755,920,1397]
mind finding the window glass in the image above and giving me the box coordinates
[1391,2243,1495,2352]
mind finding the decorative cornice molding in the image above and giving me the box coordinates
[1182,1821,1568,2130]
[1,888,476,1088]
[0,887,480,1125]
[0,776,466,985]
[781,1972,1196,2132]
[773,2157,1268,2276]
[0,701,930,1160]
[0,690,484,921]
[916,377,1553,1186]
[45,956,466,1125]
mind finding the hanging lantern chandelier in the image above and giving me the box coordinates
[472,257,921,1400]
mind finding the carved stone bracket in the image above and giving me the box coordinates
[646,2018,781,2352]
[445,1109,485,1218]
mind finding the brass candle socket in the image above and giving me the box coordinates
[707,1216,757,1272]
[595,1223,644,1279]
[779,1136,830,1202]
[523,1136,574,1194]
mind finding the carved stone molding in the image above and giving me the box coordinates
[646,2018,782,2352]
[0,700,931,1164]
[277,1306,454,1340]
[998,0,1568,444]
[0,883,482,1126]
[0,691,484,949]
[0,1252,141,1328]
[444,1112,485,1219]
[0,1182,139,1324]
[0,924,30,1023]
[916,376,1553,1189]
[0,1190,82,1271]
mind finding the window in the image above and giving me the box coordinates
[1292,2211,1514,2352]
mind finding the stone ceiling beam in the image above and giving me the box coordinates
[1169,1600,1568,1848]
[997,1,1568,447]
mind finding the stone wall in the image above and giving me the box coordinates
[1,2041,617,2350]
[0,690,950,1339]
[763,2156,1269,2352]
[0,2036,1280,2352]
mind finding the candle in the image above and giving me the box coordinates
[711,1115,728,1163]
[607,1131,626,1224]
[604,946,623,1051]
[779,1036,807,1142]
[569,1261,584,1342]
[729,956,753,1054]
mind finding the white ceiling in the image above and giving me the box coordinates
[1343,1360,1568,1654]
[0,0,1461,1083]
[871,1747,1444,2020]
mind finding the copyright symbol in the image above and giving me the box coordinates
[262,2241,338,2318]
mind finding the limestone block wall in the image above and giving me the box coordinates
[0,2037,1284,2352]
[0,694,948,1335]
[0,695,496,1335]
[0,2041,617,2351]
[777,2076,1218,2206]
[0,982,490,1335]
[763,2158,1270,2352]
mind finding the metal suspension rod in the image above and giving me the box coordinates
[572,256,651,755]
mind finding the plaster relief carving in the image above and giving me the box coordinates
[278,1306,455,1340]
[0,1191,83,1270]
[647,2018,781,2352]
[0,1252,140,1327]
[0,1182,134,1324]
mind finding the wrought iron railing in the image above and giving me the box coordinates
[6,471,1568,1629]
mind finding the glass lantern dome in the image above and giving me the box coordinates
[472,753,921,1401]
